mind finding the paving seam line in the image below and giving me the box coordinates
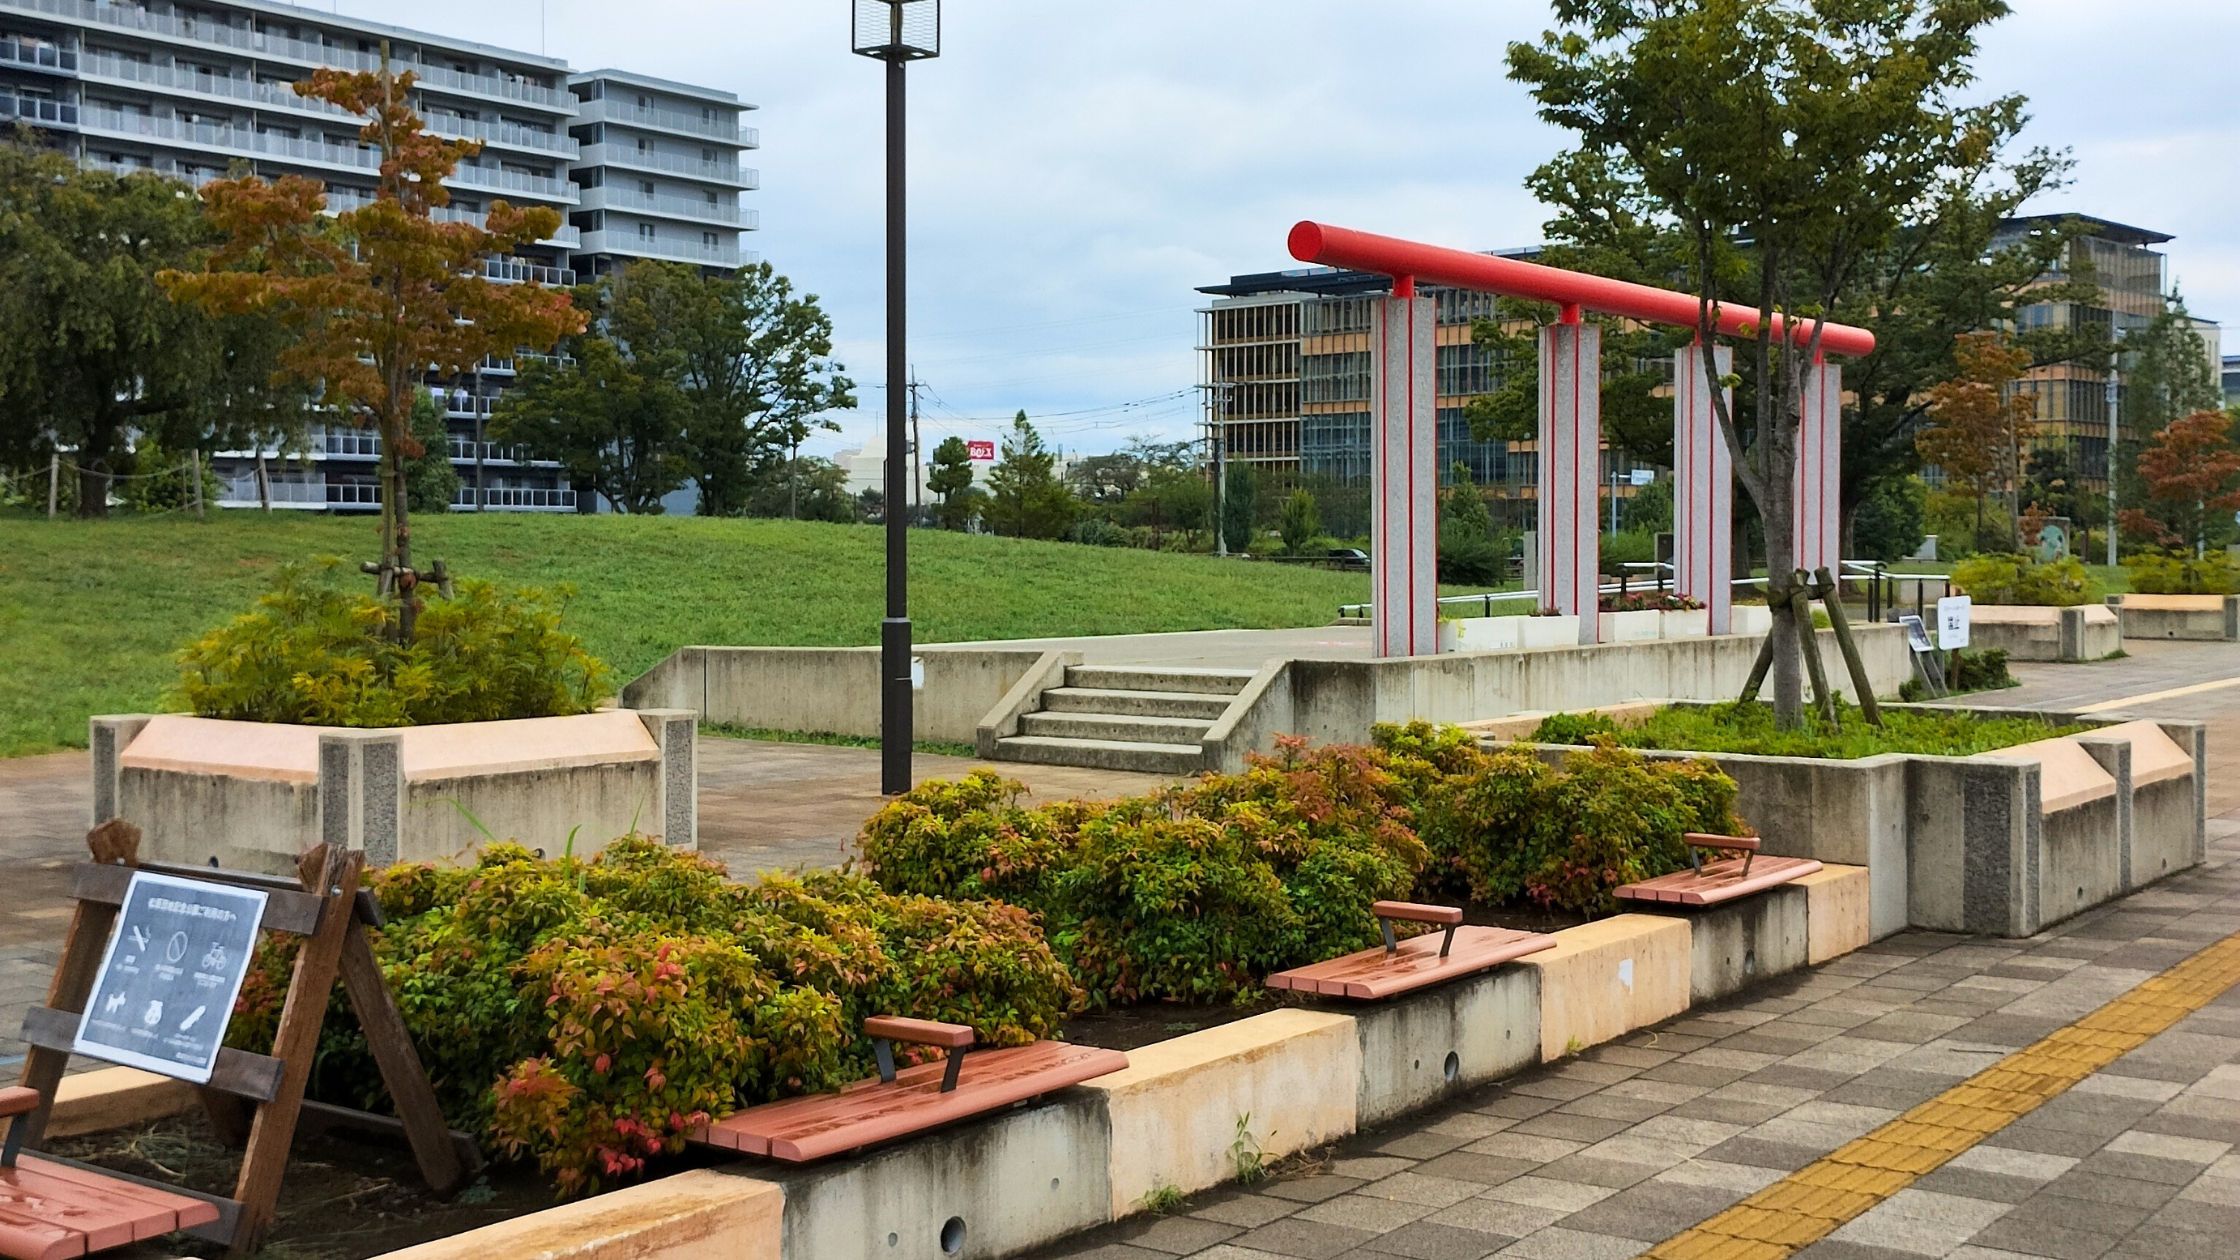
[1645,925,2240,1259]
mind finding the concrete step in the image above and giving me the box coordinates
[1040,687,1235,720]
[994,735,1205,776]
[1020,711,1215,745]
[1064,665,1258,697]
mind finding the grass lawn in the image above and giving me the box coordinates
[0,510,1472,757]
[1528,701,2089,759]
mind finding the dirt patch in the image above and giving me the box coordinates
[50,1114,550,1259]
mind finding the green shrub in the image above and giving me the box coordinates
[1949,554,2100,606]
[1898,647,2016,701]
[1527,712,1621,745]
[172,561,612,727]
[860,742,1429,1004]
[231,840,1081,1197]
[2124,552,2240,595]
[1588,701,2084,759]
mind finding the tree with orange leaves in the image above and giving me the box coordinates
[1916,331,2036,550]
[160,52,584,639]
[2119,409,2240,554]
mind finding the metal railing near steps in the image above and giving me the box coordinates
[1339,560,1954,622]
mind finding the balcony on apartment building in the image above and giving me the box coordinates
[575,184,749,227]
[0,34,73,71]
[0,89,74,124]
[571,95,755,147]
[576,141,756,187]
[1,0,572,110]
[577,227,741,270]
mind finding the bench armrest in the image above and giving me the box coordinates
[1371,901,1465,926]
[864,1016,975,1049]
[1684,833,1759,877]
[1372,902,1463,959]
[866,1017,975,1093]
[0,1085,35,1169]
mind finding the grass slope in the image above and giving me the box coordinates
[1,511,1410,757]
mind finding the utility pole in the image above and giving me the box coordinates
[908,370,924,520]
[2106,327,2127,568]
[46,451,58,520]
[1200,381,1233,556]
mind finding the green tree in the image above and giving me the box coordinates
[600,261,854,518]
[161,58,583,638]
[1126,464,1214,547]
[1438,464,1506,585]
[0,143,309,516]
[1220,462,1258,555]
[1851,476,1928,563]
[405,390,459,515]
[1509,0,2018,725]
[2122,289,2223,436]
[491,335,691,514]
[1279,488,1322,556]
[927,435,979,530]
[743,455,853,523]
[985,412,1077,539]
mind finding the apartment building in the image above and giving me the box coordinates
[0,0,758,513]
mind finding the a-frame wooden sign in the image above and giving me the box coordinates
[2,821,472,1258]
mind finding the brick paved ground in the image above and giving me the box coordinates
[1035,643,2240,1260]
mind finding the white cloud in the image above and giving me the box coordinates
[326,0,2240,453]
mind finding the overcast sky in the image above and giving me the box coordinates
[323,0,2240,460]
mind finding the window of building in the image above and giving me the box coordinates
[703,231,717,246]
[640,179,654,195]
[638,222,656,241]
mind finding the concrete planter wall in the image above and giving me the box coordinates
[90,710,697,873]
[1435,608,1745,654]
[1500,705,2206,939]
[351,865,1872,1260]
[1965,604,2122,662]
[1207,624,1912,772]
[2109,593,2240,641]
[624,645,1055,745]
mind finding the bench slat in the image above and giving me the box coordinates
[1267,926,1559,1000]
[693,1041,1127,1163]
[1684,833,1762,853]
[0,1156,221,1260]
[1616,855,1823,907]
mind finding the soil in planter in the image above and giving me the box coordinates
[49,1113,550,1259]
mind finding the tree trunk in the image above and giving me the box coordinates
[256,452,271,511]
[74,463,110,519]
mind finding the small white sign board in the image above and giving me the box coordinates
[1936,595,1973,651]
[1897,614,1935,653]
[75,871,267,1084]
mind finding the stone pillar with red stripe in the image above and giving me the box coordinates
[1538,318,1601,644]
[1675,343,1735,634]
[1792,359,1843,577]
[1370,292,1437,659]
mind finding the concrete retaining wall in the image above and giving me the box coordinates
[2111,593,2240,641]
[95,710,697,874]
[1967,604,2121,662]
[1511,705,2205,939]
[624,646,1054,746]
[1214,624,1911,765]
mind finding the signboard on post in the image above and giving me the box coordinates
[1898,614,1935,653]
[1936,595,1973,651]
[967,440,996,462]
[74,871,267,1084]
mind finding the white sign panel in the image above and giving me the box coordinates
[1897,614,1935,653]
[75,871,267,1084]
[1936,595,1972,651]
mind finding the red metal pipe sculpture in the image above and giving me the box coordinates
[1288,222,1876,359]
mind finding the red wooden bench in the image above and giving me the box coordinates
[1615,834,1822,907]
[1265,901,1558,1000]
[692,1017,1126,1163]
[1,1086,222,1260]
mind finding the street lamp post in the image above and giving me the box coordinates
[2105,327,2127,569]
[853,1,939,796]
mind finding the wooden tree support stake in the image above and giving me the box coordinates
[1815,565,1883,726]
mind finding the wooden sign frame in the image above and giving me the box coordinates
[8,821,473,1256]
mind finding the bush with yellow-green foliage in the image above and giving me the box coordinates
[1949,553,2101,606]
[172,561,611,727]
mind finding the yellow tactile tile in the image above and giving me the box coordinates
[1647,928,2240,1258]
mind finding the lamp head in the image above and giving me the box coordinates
[852,0,939,61]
